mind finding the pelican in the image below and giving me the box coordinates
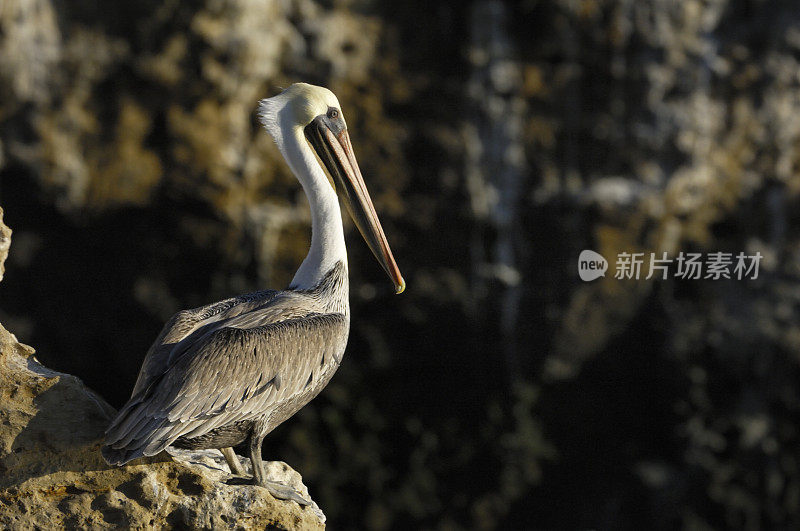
[102,83,404,505]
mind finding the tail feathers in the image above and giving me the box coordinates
[101,433,172,466]
[102,397,219,467]
[101,444,147,466]
[102,403,174,466]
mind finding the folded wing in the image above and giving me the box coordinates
[103,312,347,465]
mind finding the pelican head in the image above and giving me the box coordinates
[259,83,405,294]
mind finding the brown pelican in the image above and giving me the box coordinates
[102,83,404,505]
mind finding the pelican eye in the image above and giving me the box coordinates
[327,108,340,119]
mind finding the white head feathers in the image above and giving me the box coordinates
[258,83,343,148]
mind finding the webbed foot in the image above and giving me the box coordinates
[254,478,312,507]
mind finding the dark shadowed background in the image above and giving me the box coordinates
[2,0,800,528]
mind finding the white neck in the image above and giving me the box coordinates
[278,125,348,290]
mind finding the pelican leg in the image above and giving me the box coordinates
[248,433,311,506]
[221,446,247,476]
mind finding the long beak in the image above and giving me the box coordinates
[305,116,405,294]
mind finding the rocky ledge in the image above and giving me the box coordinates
[0,209,324,529]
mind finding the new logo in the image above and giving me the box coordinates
[578,250,608,281]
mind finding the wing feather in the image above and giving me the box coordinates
[104,312,347,461]
[131,289,280,397]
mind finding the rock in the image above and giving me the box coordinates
[0,208,9,282]
[0,214,324,529]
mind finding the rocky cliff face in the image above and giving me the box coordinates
[0,212,324,529]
